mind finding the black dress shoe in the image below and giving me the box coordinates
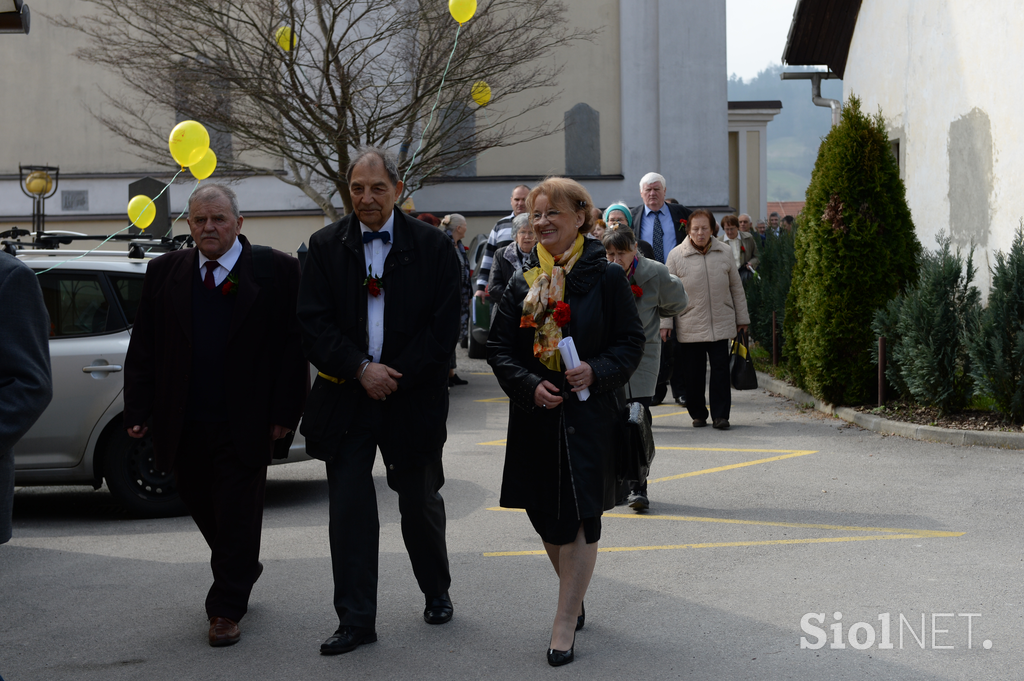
[712,418,730,430]
[320,626,377,655]
[424,592,453,624]
[547,632,576,666]
[575,601,585,631]
[449,373,468,386]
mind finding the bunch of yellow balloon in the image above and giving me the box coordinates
[125,119,220,229]
[168,119,218,180]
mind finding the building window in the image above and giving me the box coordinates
[61,190,89,212]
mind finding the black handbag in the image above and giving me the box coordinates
[617,387,656,483]
[729,329,759,391]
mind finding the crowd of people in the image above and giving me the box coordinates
[1,146,789,669]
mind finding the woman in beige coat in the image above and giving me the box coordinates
[666,209,750,429]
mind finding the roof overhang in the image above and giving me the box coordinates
[0,0,30,35]
[782,0,861,78]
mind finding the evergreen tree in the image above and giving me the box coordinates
[783,96,921,404]
[891,235,980,414]
[970,222,1024,423]
[746,229,796,352]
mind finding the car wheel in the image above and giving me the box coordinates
[103,429,188,518]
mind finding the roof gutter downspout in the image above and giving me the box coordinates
[780,71,841,127]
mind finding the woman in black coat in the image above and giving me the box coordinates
[486,212,536,307]
[488,177,644,666]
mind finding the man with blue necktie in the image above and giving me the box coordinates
[630,172,692,407]
[297,147,461,656]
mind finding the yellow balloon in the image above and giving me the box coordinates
[190,149,218,180]
[275,26,295,51]
[168,120,211,168]
[127,195,156,230]
[471,80,491,106]
[448,0,476,24]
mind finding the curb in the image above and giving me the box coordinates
[755,371,1024,450]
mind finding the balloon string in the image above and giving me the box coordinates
[34,169,184,276]
[402,22,462,187]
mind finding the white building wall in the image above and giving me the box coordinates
[843,0,1023,293]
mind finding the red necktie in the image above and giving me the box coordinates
[204,261,219,290]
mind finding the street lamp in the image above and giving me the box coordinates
[19,164,59,238]
[0,0,30,34]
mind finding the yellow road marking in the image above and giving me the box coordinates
[482,507,963,556]
[477,439,507,446]
[648,450,818,484]
[474,397,509,403]
[652,410,687,419]
[483,534,943,557]
[486,507,960,537]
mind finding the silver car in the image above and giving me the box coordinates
[13,248,310,517]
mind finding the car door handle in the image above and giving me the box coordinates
[82,365,123,373]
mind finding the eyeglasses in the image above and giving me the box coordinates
[531,210,561,222]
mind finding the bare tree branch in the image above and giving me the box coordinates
[53,0,595,217]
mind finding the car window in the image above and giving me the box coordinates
[108,274,145,326]
[37,274,123,337]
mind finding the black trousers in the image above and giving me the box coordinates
[325,400,451,630]
[679,339,732,422]
[654,336,687,402]
[174,421,267,622]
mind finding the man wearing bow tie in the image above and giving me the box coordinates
[297,147,461,656]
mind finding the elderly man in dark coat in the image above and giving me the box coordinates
[0,252,53,544]
[124,184,307,647]
[297,147,461,656]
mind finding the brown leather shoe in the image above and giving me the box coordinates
[209,616,240,647]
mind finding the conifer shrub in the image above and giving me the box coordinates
[783,96,921,404]
[745,228,796,353]
[969,222,1024,423]
[883,234,980,414]
[870,296,910,398]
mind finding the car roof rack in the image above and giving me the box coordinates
[1,227,193,258]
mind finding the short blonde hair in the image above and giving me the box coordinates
[527,177,595,235]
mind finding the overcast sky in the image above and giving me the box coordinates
[727,0,800,81]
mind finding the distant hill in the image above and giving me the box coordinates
[728,64,843,202]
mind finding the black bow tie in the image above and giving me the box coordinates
[363,230,391,244]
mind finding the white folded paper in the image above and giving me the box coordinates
[557,336,590,401]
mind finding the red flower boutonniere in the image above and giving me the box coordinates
[221,272,239,296]
[740,244,746,253]
[679,218,687,230]
[363,265,384,297]
[630,284,644,299]
[552,301,571,327]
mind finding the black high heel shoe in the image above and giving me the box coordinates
[575,601,585,631]
[547,632,576,667]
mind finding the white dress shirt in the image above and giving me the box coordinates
[720,232,743,269]
[197,237,242,286]
[361,213,395,364]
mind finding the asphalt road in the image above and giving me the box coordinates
[2,347,1022,680]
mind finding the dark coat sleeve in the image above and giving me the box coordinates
[387,232,461,391]
[269,252,307,430]
[122,252,169,429]
[486,247,514,307]
[584,266,645,396]
[0,257,53,453]
[297,228,371,381]
[487,272,544,412]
